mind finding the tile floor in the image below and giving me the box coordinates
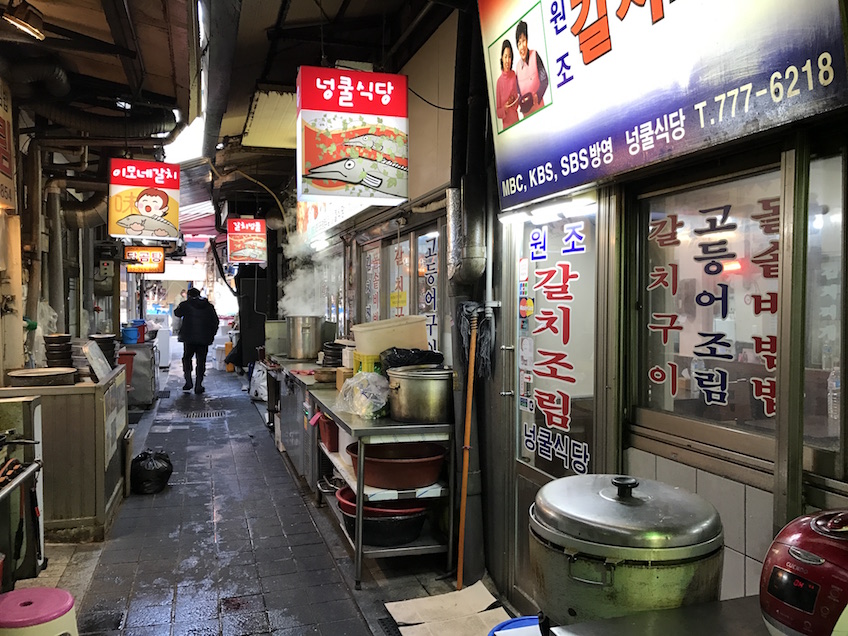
[14,345,462,635]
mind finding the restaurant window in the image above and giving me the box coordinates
[637,152,847,460]
[805,155,844,451]
[640,170,782,435]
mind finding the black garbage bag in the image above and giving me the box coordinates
[380,347,444,373]
[130,449,173,495]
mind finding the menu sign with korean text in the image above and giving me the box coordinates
[227,218,267,264]
[518,212,596,477]
[644,171,781,425]
[363,245,381,322]
[124,246,165,274]
[108,158,180,239]
[296,199,369,242]
[297,66,408,207]
[0,78,14,209]
[478,0,848,210]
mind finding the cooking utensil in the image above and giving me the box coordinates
[286,316,324,359]
[339,507,428,546]
[386,365,454,423]
[43,333,71,344]
[761,510,848,635]
[346,441,447,489]
[8,368,77,387]
[529,474,724,625]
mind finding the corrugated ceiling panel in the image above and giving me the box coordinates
[242,90,298,149]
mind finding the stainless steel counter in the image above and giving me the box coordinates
[550,596,767,635]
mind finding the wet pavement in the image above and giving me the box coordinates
[16,340,459,635]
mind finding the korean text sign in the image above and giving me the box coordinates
[227,218,267,264]
[124,246,165,274]
[108,158,180,240]
[0,77,14,209]
[297,66,409,206]
[478,0,848,210]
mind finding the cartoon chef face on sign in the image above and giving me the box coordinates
[135,188,170,218]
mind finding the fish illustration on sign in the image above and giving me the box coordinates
[305,157,407,198]
[344,133,408,159]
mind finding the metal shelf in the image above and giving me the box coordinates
[323,493,448,559]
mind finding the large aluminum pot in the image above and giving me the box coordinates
[287,316,323,359]
[386,365,453,423]
[529,474,724,626]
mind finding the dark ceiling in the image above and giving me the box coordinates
[0,0,466,231]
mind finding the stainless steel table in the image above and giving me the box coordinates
[550,595,767,635]
[310,388,455,589]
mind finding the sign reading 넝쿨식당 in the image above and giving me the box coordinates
[478,0,848,210]
[297,66,409,207]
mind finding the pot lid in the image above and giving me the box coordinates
[533,474,723,551]
[812,511,848,538]
[386,365,453,379]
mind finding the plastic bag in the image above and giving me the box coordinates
[334,372,389,419]
[380,347,444,373]
[249,364,268,401]
[130,449,173,495]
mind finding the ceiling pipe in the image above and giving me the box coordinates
[43,178,109,229]
[45,183,66,331]
[33,118,187,147]
[201,0,242,158]
[30,102,177,138]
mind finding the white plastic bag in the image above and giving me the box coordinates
[249,364,268,402]
[333,372,389,419]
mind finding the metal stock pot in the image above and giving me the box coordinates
[286,316,323,359]
[529,474,724,625]
[386,365,453,423]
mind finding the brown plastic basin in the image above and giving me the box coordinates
[345,441,447,489]
[335,486,427,517]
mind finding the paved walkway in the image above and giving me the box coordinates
[16,342,460,635]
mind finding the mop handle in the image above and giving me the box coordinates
[457,314,477,590]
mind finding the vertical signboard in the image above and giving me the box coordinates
[0,77,14,209]
[108,158,180,239]
[363,245,381,322]
[227,218,267,264]
[297,66,408,206]
[418,233,440,351]
[478,0,848,210]
[389,239,410,318]
[518,211,596,477]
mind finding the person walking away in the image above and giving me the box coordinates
[174,288,219,393]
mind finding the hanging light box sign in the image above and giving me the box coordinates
[297,66,408,207]
[108,158,180,240]
[227,218,267,264]
[124,246,166,274]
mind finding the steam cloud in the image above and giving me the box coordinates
[277,234,342,317]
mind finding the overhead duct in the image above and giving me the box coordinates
[46,179,108,229]
[0,58,71,97]
[30,102,177,138]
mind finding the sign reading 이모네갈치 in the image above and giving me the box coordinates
[109,158,181,240]
[478,0,848,210]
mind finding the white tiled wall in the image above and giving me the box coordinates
[623,449,774,599]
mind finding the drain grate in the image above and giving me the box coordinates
[185,410,227,419]
[158,389,171,398]
[378,617,402,636]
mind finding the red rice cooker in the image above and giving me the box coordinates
[761,510,848,635]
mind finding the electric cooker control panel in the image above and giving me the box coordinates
[761,541,848,634]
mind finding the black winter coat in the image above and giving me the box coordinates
[174,297,219,345]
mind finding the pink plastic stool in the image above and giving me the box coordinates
[0,588,78,636]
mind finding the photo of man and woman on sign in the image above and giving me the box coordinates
[489,4,552,133]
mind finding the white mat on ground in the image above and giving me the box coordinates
[385,581,510,636]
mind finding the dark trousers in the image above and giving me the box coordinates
[183,343,209,383]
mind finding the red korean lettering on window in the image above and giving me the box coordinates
[534,389,572,432]
[533,349,576,383]
[532,305,571,347]
[616,0,664,24]
[534,262,580,302]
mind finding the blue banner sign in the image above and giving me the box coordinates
[478,0,848,210]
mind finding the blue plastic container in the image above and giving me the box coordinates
[121,326,139,344]
[487,616,540,635]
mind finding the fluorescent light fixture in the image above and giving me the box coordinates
[530,209,561,225]
[422,231,440,239]
[498,211,530,225]
[3,0,44,40]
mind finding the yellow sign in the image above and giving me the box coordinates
[390,291,408,308]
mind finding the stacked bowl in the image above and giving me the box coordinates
[44,333,73,368]
[89,334,117,368]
